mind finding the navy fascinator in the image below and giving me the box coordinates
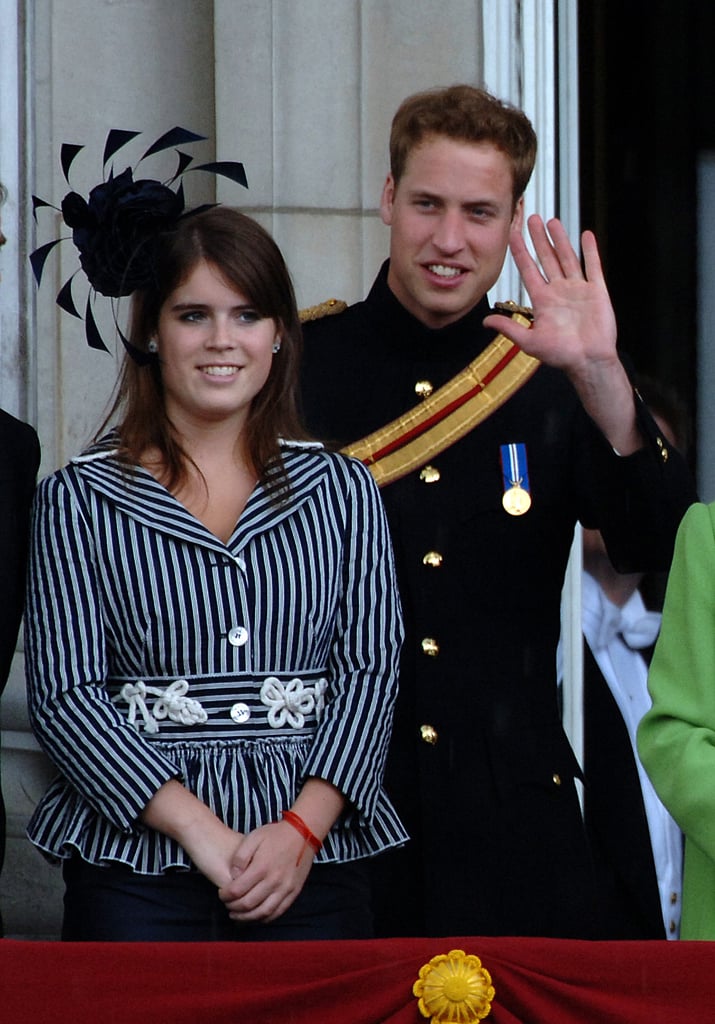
[30,127,247,362]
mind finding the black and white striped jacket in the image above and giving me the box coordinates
[25,435,407,872]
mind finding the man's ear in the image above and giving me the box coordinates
[380,174,396,227]
[511,195,525,232]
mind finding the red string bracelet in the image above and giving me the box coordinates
[281,809,322,865]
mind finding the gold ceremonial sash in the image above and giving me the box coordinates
[342,311,539,488]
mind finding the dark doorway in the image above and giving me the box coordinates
[578,0,715,463]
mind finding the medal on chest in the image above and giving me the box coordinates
[500,442,532,515]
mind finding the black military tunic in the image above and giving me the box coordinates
[300,261,695,938]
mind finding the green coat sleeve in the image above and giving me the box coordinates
[638,501,715,861]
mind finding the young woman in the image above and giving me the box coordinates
[25,206,406,941]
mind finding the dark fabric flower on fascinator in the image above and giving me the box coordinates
[60,168,184,298]
[30,127,247,362]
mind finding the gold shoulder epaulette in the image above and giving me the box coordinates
[299,298,348,324]
[493,299,534,322]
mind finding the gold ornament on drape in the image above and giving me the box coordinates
[413,949,495,1023]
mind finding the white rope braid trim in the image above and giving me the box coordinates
[112,679,208,734]
[260,676,328,729]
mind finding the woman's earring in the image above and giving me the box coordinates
[148,338,158,354]
[272,340,281,354]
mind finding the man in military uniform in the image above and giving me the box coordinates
[299,85,695,938]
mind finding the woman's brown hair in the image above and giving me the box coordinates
[101,207,309,497]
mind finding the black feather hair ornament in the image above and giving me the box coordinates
[30,126,248,364]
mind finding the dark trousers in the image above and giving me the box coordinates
[62,856,373,942]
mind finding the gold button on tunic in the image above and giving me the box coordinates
[415,380,434,399]
[423,551,444,568]
[420,724,438,745]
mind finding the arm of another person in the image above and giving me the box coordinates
[25,471,243,887]
[219,457,404,921]
[0,418,40,690]
[637,502,715,859]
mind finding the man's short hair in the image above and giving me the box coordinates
[389,84,537,206]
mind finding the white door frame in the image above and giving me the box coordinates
[482,0,584,770]
[0,0,37,423]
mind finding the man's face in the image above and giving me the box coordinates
[380,135,523,328]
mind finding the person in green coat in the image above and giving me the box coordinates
[638,501,715,939]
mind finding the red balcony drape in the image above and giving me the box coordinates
[2,935,713,1023]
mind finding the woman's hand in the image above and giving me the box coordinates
[218,820,314,922]
[141,779,244,888]
[219,778,346,922]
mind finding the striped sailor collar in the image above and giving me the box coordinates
[69,432,332,552]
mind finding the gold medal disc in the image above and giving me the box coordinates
[502,485,532,516]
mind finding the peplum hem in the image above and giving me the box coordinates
[28,735,408,873]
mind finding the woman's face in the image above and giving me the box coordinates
[156,259,279,433]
